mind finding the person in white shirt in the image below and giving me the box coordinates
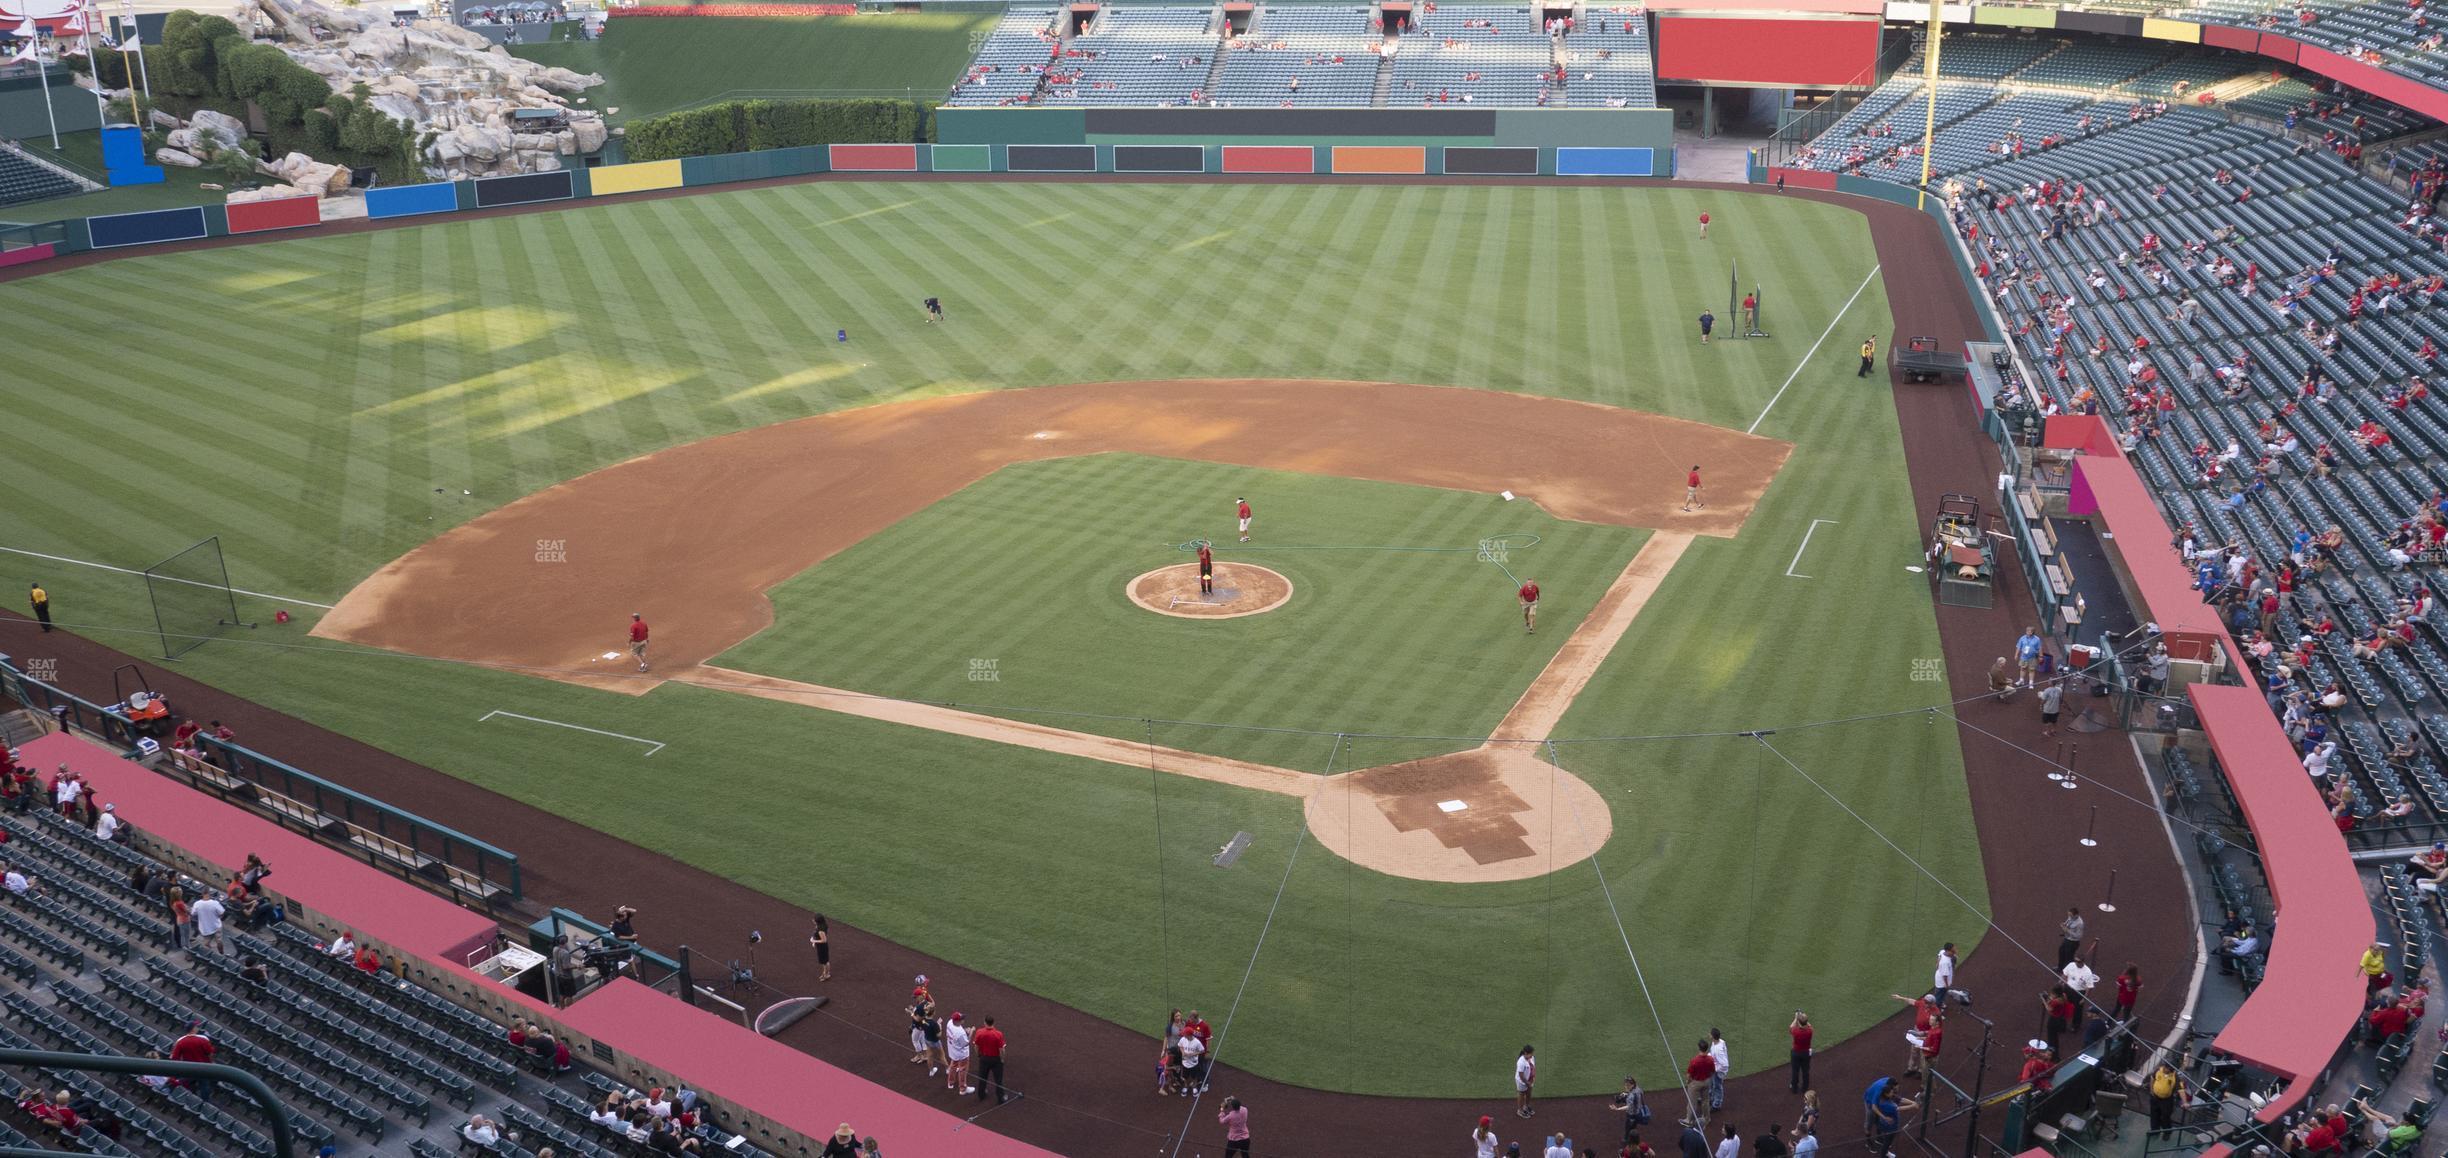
[1715,1123,1742,1158]
[1515,1045,1536,1118]
[189,895,226,951]
[1178,1031,1208,1094]
[1707,1031,1730,1112]
[2,866,31,897]
[95,804,120,842]
[325,933,357,961]
[1793,1127,1820,1158]
[1544,1134,1575,1158]
[1934,943,1970,1006]
[461,1115,501,1147]
[944,1012,974,1095]
[643,1088,673,1119]
[2062,957,2099,994]
[588,1104,624,1130]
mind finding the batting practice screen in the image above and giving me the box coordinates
[144,536,245,659]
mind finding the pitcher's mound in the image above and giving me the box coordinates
[1129,562,1293,619]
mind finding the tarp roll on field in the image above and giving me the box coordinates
[1653,15,1883,86]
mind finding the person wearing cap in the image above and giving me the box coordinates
[2417,843,2448,892]
[944,1012,974,1094]
[972,1016,1008,1105]
[906,982,935,1066]
[821,1123,861,1158]
[1473,1114,1502,1158]
[1217,1095,1251,1156]
[93,803,120,842]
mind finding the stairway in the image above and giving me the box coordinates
[1204,4,1236,97]
[1372,40,1395,105]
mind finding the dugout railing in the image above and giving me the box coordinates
[0,654,522,905]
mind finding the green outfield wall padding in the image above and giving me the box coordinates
[1491,108,1674,149]
[935,107,1089,145]
[929,143,991,172]
[680,144,831,186]
[1084,134,1497,149]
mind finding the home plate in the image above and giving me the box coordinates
[600,651,623,661]
[1436,799,1468,813]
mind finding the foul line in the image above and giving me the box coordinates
[1786,519,1838,580]
[478,710,665,756]
[1747,264,1881,436]
[1168,737,1331,1158]
[0,546,337,610]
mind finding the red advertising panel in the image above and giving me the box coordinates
[224,195,322,235]
[1654,15,1881,86]
[2199,24,2259,51]
[828,143,919,171]
[1765,167,1836,190]
[2297,45,2448,121]
[2256,32,2299,62]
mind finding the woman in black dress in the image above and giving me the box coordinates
[809,915,831,982]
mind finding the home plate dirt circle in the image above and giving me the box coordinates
[1305,744,1613,884]
[1128,562,1293,619]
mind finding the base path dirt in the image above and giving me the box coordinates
[314,379,1789,688]
[1127,561,1292,618]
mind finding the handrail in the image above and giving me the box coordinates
[0,1047,297,1157]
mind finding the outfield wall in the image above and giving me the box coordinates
[0,111,1679,269]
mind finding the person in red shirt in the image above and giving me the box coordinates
[354,945,383,975]
[1197,542,1214,595]
[1699,211,1711,239]
[171,1023,217,1102]
[2113,964,2142,1020]
[1184,1011,1211,1047]
[971,1017,1009,1105]
[2368,999,2415,1044]
[628,613,651,673]
[1682,1041,1715,1126]
[2018,1045,2055,1093]
[1236,497,1253,543]
[1684,466,1704,512]
[1519,579,1541,635]
[172,718,202,752]
[1788,1012,1813,1093]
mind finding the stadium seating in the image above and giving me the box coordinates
[1556,7,1656,109]
[0,146,85,209]
[944,7,1062,107]
[1046,7,1220,107]
[1209,6,1381,108]
[1799,37,2448,915]
[0,803,777,1157]
[1387,5,1555,107]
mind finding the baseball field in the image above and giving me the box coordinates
[0,177,1990,1098]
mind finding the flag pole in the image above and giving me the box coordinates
[35,39,61,149]
[122,0,148,103]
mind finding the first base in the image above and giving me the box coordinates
[1500,490,1516,501]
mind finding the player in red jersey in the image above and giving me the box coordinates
[1236,497,1253,542]
[1519,578,1540,634]
[628,613,650,672]
[1197,541,1215,594]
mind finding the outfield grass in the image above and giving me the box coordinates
[719,455,1650,768]
[510,13,995,124]
[0,181,1979,1095]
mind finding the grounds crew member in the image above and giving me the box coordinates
[1859,337,1878,378]
[28,583,48,632]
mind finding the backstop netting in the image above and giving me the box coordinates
[144,536,248,659]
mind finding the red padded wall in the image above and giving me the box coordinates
[1655,16,1881,86]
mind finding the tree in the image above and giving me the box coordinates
[210,145,257,186]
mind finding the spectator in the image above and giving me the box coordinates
[609,904,640,944]
[944,1012,973,1095]
[2062,955,2099,996]
[1218,1095,1251,1156]
[821,1124,864,1157]
[238,853,271,896]
[1678,1122,1708,1158]
[1934,942,1969,1006]
[1707,1030,1729,1112]
[1682,1040,1716,1126]
[1795,1090,1818,1138]
[2040,985,2077,1055]
[238,957,269,995]
[1860,1076,1893,1143]
[1611,1076,1651,1145]
[352,943,382,975]
[973,1016,1008,1105]
[1756,1126,1788,1158]
[21,1089,80,1140]
[1177,1025,1208,1095]
[1477,1115,1504,1158]
[1788,1014,1812,1093]
[1870,1084,1914,1158]
[2057,908,2085,967]
[189,890,226,954]
[2113,964,2142,1020]
[1792,1125,1818,1158]
[2,862,32,897]
[1715,1124,1740,1158]
[1516,1044,1537,1118]
[1549,1133,1576,1158]
[325,931,357,961]
[135,1050,170,1092]
[462,1114,502,1148]
[2362,942,2389,992]
[2219,924,2261,973]
[809,913,831,982]
[167,886,191,951]
[95,802,121,842]
[171,1021,215,1102]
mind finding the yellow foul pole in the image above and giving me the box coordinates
[1915,0,1943,210]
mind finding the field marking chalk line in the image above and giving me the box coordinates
[1786,519,1838,580]
[0,546,338,610]
[1747,264,1881,436]
[479,710,666,756]
[1489,532,1693,742]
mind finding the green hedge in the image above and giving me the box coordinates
[626,98,928,162]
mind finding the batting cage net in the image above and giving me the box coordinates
[144,536,249,659]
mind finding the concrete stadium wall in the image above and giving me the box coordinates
[0,70,105,140]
